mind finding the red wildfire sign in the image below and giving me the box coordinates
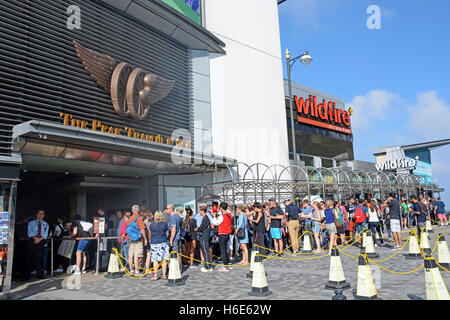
[294,95,352,135]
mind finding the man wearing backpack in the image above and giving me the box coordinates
[212,202,233,272]
[126,205,148,275]
[354,198,369,247]
[71,215,93,275]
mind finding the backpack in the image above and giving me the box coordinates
[354,206,366,224]
[79,221,94,236]
[126,215,142,242]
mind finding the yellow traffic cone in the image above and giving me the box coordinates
[303,233,312,253]
[248,254,272,297]
[365,231,379,259]
[404,230,422,259]
[437,234,450,269]
[355,252,379,300]
[420,228,431,254]
[166,252,185,286]
[426,219,434,233]
[325,247,350,290]
[105,251,123,279]
[424,255,450,300]
[247,243,259,278]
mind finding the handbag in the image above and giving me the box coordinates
[57,239,76,259]
[236,228,245,239]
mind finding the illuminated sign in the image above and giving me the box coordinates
[73,41,175,121]
[294,95,352,135]
[59,113,191,149]
[375,156,419,171]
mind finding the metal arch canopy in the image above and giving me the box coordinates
[201,162,444,205]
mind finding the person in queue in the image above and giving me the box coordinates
[212,202,233,272]
[235,204,249,265]
[149,211,169,280]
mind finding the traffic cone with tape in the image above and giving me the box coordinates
[355,251,379,300]
[105,250,123,279]
[247,243,259,278]
[364,231,379,258]
[404,230,422,259]
[248,254,272,297]
[362,231,367,250]
[420,228,431,254]
[166,252,185,286]
[325,247,350,290]
[302,233,312,253]
[424,255,450,300]
[426,219,434,233]
[437,234,450,269]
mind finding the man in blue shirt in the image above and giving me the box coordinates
[412,196,427,240]
[169,206,183,267]
[26,210,49,279]
[434,197,447,226]
[284,199,300,253]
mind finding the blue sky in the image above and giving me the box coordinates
[278,0,450,206]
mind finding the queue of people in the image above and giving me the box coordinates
[11,194,447,282]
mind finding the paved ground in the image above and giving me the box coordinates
[8,225,450,300]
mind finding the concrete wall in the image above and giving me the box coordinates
[204,0,290,169]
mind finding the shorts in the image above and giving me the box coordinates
[270,227,282,240]
[77,239,90,252]
[171,239,180,252]
[438,213,446,220]
[151,242,169,262]
[312,222,321,234]
[129,240,144,258]
[326,223,337,234]
[336,225,345,235]
[390,219,401,233]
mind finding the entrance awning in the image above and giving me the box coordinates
[11,121,236,177]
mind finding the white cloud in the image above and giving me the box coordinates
[407,91,450,141]
[346,90,401,131]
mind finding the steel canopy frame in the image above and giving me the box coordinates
[201,162,444,206]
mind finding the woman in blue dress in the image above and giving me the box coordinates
[236,205,249,265]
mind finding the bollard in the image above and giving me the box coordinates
[404,230,422,259]
[332,289,347,300]
[355,252,379,300]
[424,255,450,300]
[437,234,450,269]
[364,231,379,258]
[362,231,367,249]
[50,238,54,277]
[420,228,431,254]
[95,235,100,275]
[248,254,272,297]
[166,252,185,286]
[247,243,259,278]
[325,247,350,290]
[105,250,123,279]
[302,233,312,253]
[426,219,434,233]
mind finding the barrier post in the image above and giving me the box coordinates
[95,235,100,275]
[50,238,54,277]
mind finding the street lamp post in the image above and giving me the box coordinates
[285,49,312,166]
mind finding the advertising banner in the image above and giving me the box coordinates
[161,0,201,24]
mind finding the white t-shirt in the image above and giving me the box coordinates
[368,208,379,223]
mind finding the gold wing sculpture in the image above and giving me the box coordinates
[140,73,176,106]
[73,40,176,120]
[73,40,117,92]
